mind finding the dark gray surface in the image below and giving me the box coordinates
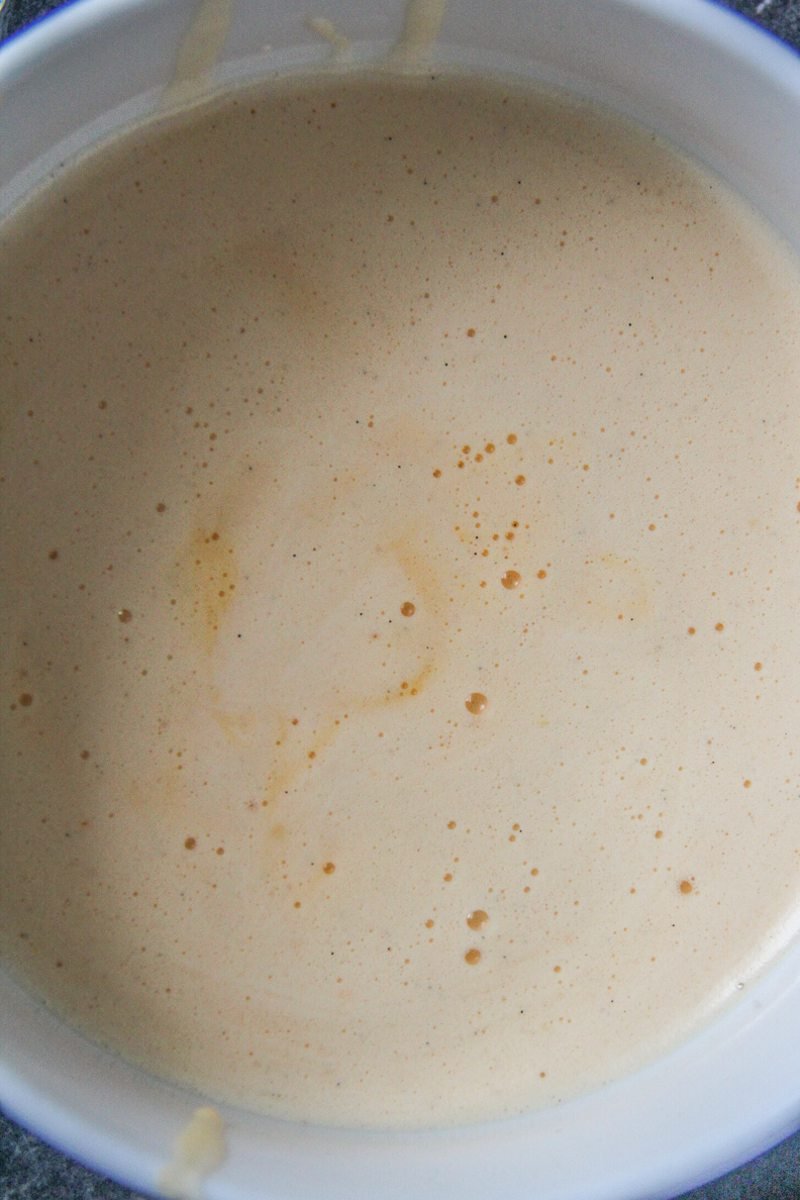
[1,1,800,1197]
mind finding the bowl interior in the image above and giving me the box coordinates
[2,2,800,1198]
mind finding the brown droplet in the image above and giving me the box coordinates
[485,442,495,454]
[743,779,752,789]
[323,862,336,874]
[687,626,696,636]
[537,569,547,580]
[443,872,454,882]
[715,622,725,632]
[465,692,488,715]
[506,433,517,445]
[447,820,457,830]
[754,661,763,672]
[464,948,482,965]
[515,474,526,486]
[48,549,59,561]
[117,608,133,623]
[530,867,539,876]
[432,468,442,478]
[679,879,693,895]
[501,570,521,590]
[654,830,664,839]
[466,328,476,338]
[400,601,416,617]
[18,693,34,707]
[184,836,197,850]
[553,964,562,973]
[156,502,166,513]
[466,909,489,931]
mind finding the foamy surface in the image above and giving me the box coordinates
[2,72,800,1127]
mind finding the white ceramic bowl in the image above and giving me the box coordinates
[2,2,800,1198]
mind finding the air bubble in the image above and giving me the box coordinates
[467,909,489,930]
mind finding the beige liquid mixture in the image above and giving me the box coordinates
[2,71,800,1128]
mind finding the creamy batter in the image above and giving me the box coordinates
[2,71,800,1127]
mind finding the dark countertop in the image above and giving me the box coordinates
[1,1,799,1197]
